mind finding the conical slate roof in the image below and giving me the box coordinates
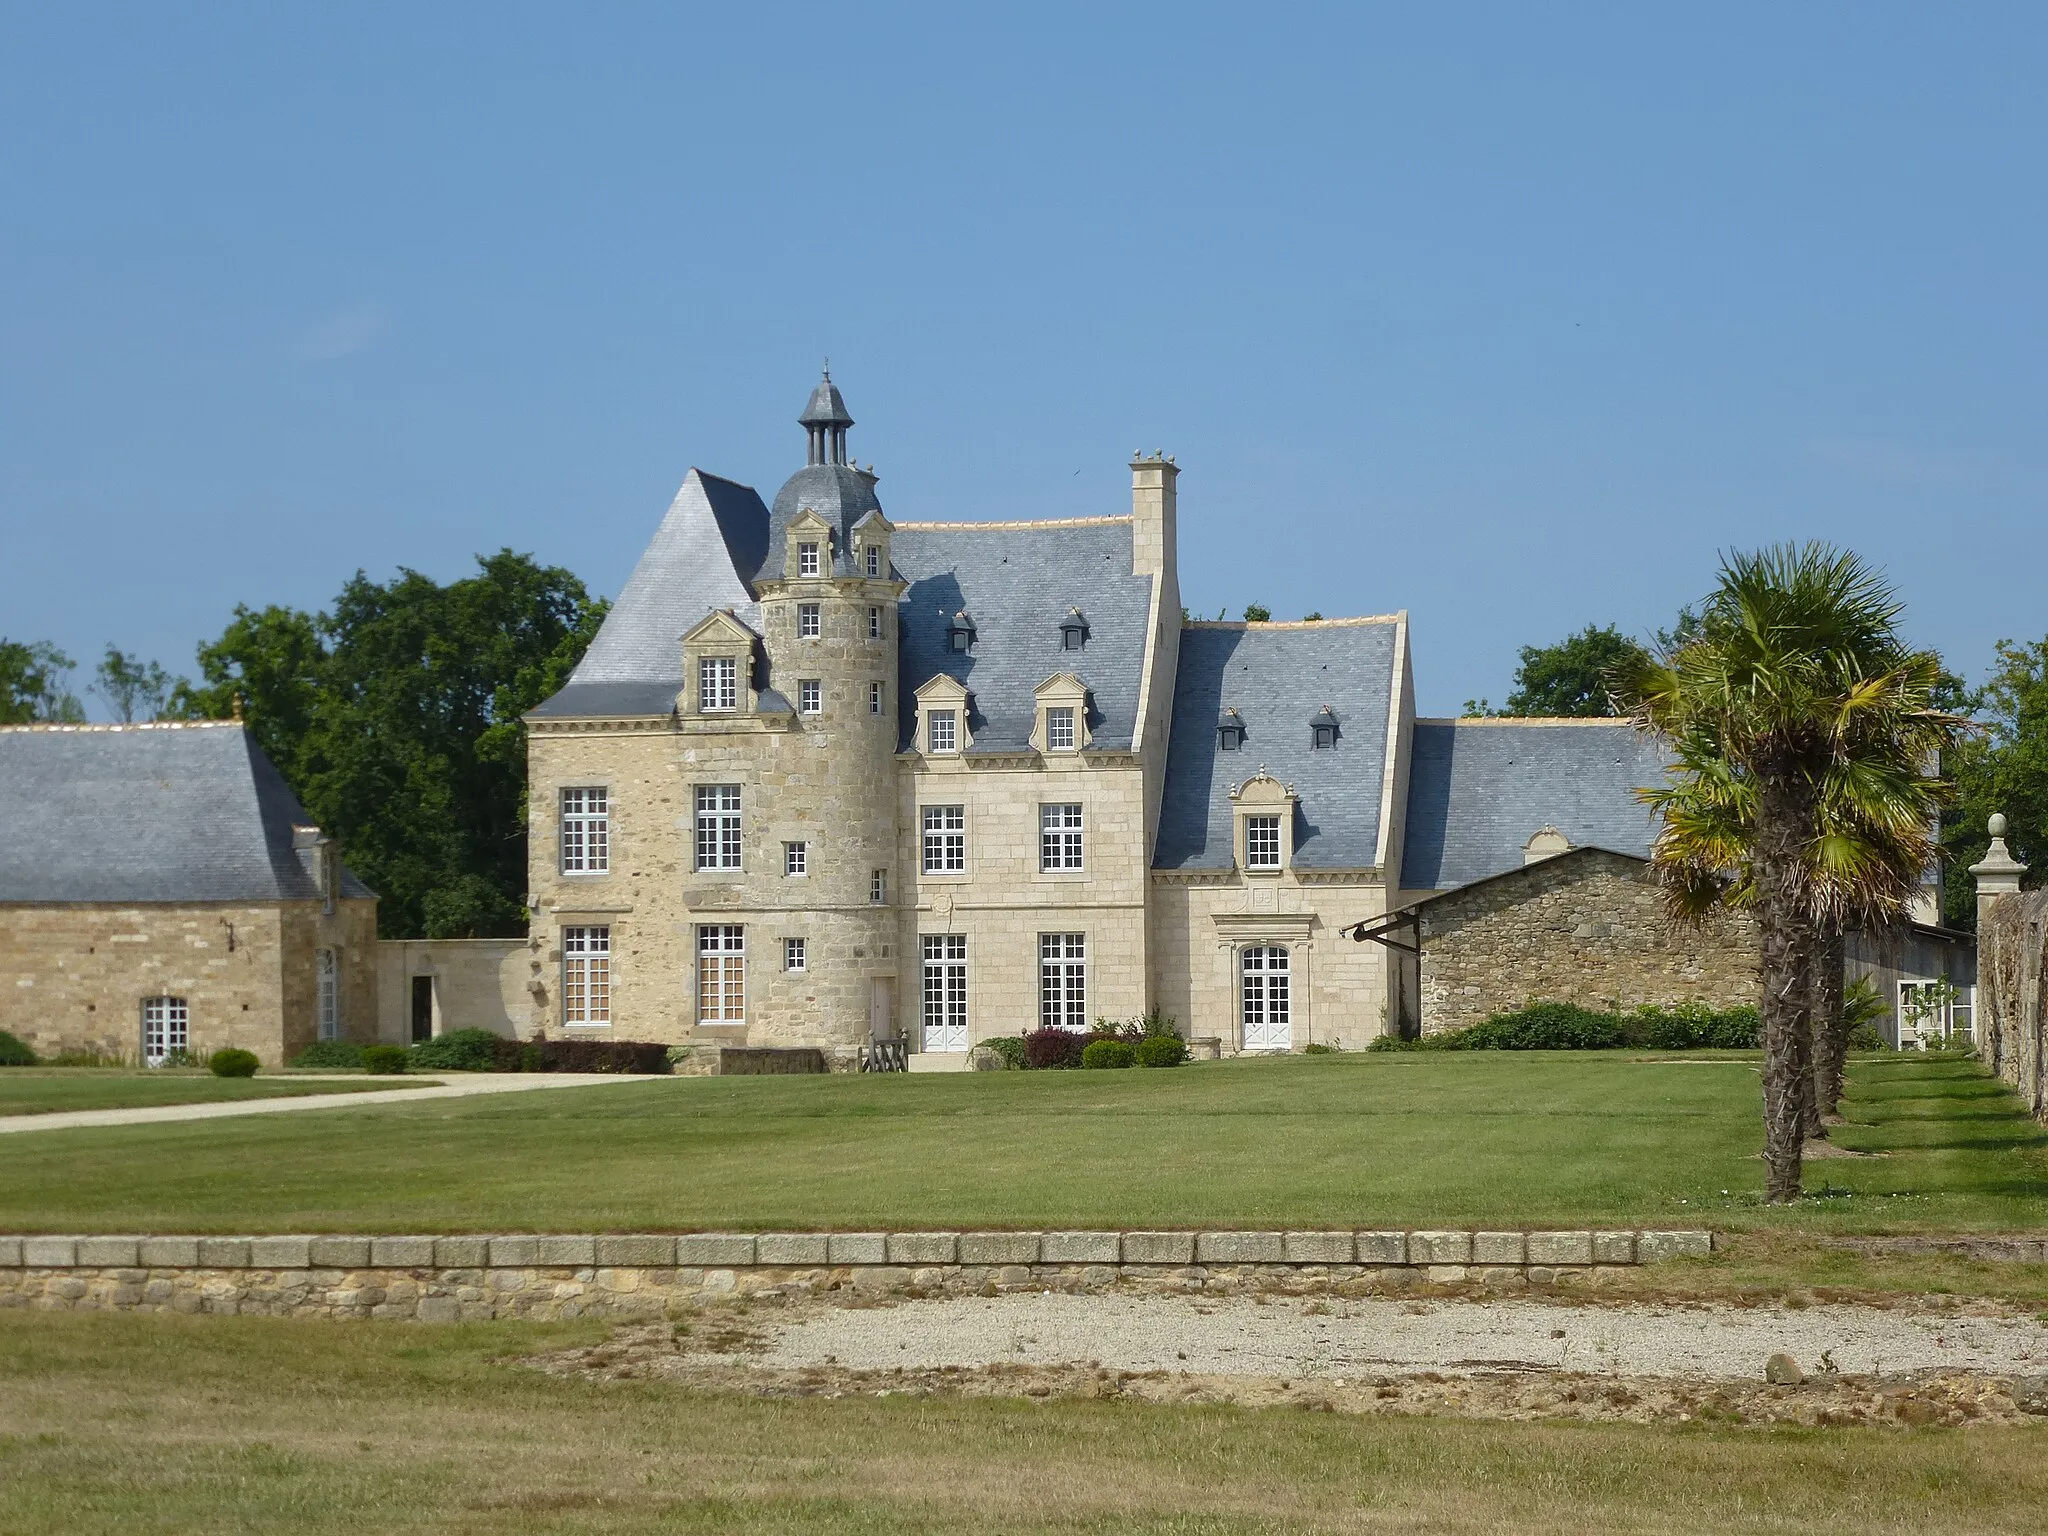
[799,373,853,427]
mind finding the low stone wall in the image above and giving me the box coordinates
[0,1229,1713,1321]
[671,1045,843,1076]
[1978,890,2047,1125]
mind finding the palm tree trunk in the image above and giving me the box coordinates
[1756,768,1816,1203]
[1808,921,1848,1130]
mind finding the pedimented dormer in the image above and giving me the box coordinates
[680,610,763,719]
[1030,672,1092,756]
[1523,825,1572,864]
[783,508,835,583]
[1229,768,1298,874]
[913,674,972,758]
[852,509,893,581]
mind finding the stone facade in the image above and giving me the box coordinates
[1415,848,1759,1035]
[374,937,533,1044]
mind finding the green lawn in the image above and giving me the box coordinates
[5,1311,2048,1534]
[2,1051,2042,1236]
[0,1070,427,1116]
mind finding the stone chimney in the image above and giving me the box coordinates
[1968,812,2027,927]
[294,824,336,915]
[1130,452,1178,584]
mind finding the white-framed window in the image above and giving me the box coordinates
[563,926,611,1025]
[316,947,339,1040]
[1041,803,1083,871]
[784,936,807,972]
[799,679,822,715]
[697,925,745,1022]
[784,840,808,876]
[1242,946,1291,1049]
[922,933,968,1050]
[1245,814,1282,870]
[141,995,189,1067]
[865,546,880,578]
[798,541,821,577]
[922,805,966,873]
[928,709,957,754]
[1046,706,1076,752]
[695,784,742,871]
[559,786,609,873]
[868,605,882,639]
[1040,932,1087,1032]
[869,681,884,715]
[798,603,821,638]
[699,655,738,713]
[870,868,888,905]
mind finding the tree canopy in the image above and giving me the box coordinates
[1941,635,2048,926]
[1467,623,1652,717]
[176,550,607,939]
[0,639,86,723]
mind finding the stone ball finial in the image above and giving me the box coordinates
[1989,812,2008,838]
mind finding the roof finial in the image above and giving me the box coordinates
[822,356,830,381]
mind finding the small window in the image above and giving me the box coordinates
[1245,814,1282,870]
[1313,725,1335,749]
[1218,710,1246,752]
[1040,933,1087,1032]
[784,936,807,972]
[695,784,742,871]
[1059,609,1088,650]
[784,841,808,876]
[316,948,339,1040]
[947,612,974,652]
[799,679,822,715]
[697,925,745,1022]
[1310,706,1339,749]
[1041,803,1083,871]
[142,995,189,1067]
[868,605,882,639]
[928,708,957,754]
[798,603,821,638]
[1046,706,1075,752]
[563,926,611,1025]
[699,656,738,713]
[798,542,820,577]
[922,805,966,873]
[865,546,881,578]
[869,680,884,715]
[560,786,609,873]
[870,868,888,905]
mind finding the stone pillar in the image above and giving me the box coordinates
[1969,813,2027,927]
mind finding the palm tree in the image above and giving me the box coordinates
[1616,545,1961,1202]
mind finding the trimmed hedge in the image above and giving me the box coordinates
[404,1030,671,1074]
[1134,1033,1188,1068]
[1369,1000,1761,1053]
[1024,1029,1088,1070]
[361,1044,411,1075]
[408,1028,503,1072]
[1081,1039,1137,1069]
[291,1041,365,1069]
[0,1030,37,1067]
[980,1036,1028,1070]
[208,1048,260,1078]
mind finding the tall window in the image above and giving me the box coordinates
[141,995,189,1067]
[1245,815,1282,870]
[316,948,339,1040]
[870,868,888,905]
[783,936,807,972]
[922,934,968,1050]
[1046,706,1076,752]
[695,785,742,871]
[927,709,957,754]
[784,840,807,876]
[798,602,821,638]
[559,786,609,873]
[922,805,966,873]
[1041,803,1084,871]
[798,541,820,577]
[563,926,611,1025]
[799,679,822,715]
[697,925,745,1022]
[869,680,884,714]
[1040,933,1087,1032]
[865,546,880,578]
[699,655,737,713]
[1241,946,1291,1050]
[868,605,882,638]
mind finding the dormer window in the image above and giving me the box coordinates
[798,542,821,577]
[928,709,958,754]
[699,656,738,713]
[1046,706,1076,752]
[1310,705,1338,750]
[1218,709,1246,751]
[864,545,880,578]
[948,611,975,653]
[1059,608,1089,651]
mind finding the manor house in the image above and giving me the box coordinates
[520,373,1700,1060]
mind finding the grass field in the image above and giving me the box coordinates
[0,1070,427,1116]
[4,1311,2047,1534]
[3,1051,2042,1236]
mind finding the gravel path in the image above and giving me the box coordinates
[0,1072,664,1135]
[745,1293,2048,1381]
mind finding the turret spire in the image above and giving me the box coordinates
[799,364,854,467]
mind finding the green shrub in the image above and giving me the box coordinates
[159,1047,199,1069]
[1846,1022,1891,1051]
[1024,1029,1087,1069]
[360,1044,411,1074]
[1301,1042,1337,1055]
[1133,1033,1187,1068]
[0,1030,37,1067]
[1140,1009,1181,1040]
[1367,999,1760,1053]
[208,1048,260,1078]
[1080,1039,1136,1069]
[291,1040,366,1069]
[981,1036,1029,1070]
[408,1028,504,1072]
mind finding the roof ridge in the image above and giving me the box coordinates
[1187,615,1403,630]
[895,515,1133,530]
[0,720,240,734]
[1417,715,1636,726]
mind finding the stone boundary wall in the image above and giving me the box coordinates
[1,1229,1712,1322]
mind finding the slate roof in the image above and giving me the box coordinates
[1154,621,1402,871]
[767,463,883,579]
[892,518,1154,753]
[799,375,854,427]
[1399,719,1670,892]
[0,723,373,904]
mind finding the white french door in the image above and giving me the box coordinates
[142,996,189,1066]
[1241,946,1291,1050]
[921,934,969,1051]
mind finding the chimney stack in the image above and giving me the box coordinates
[1130,452,1178,583]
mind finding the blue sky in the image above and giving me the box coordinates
[3,3,2043,716]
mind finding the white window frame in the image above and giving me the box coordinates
[1241,945,1291,1049]
[868,604,882,637]
[316,947,340,1040]
[1046,706,1076,752]
[798,602,822,639]
[922,805,966,873]
[799,679,822,715]
[928,709,957,754]
[784,936,807,972]
[699,655,738,713]
[142,995,189,1067]
[695,784,742,872]
[563,925,611,1026]
[784,840,808,876]
[865,546,880,578]
[1245,814,1282,870]
[559,786,609,874]
[798,541,821,577]
[870,868,888,905]
[1040,803,1084,872]
[869,680,884,715]
[921,933,968,1050]
[1040,932,1087,1032]
[697,925,745,1023]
